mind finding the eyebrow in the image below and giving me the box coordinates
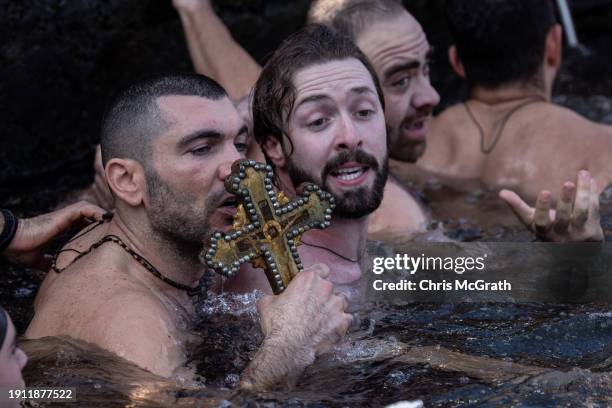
[383,48,435,80]
[294,86,376,110]
[177,129,223,150]
[236,125,248,138]
[350,86,376,97]
[294,94,330,111]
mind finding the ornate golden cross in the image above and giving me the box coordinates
[200,159,335,294]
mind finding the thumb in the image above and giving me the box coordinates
[307,263,330,279]
[499,189,534,226]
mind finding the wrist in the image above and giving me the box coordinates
[174,0,213,15]
[263,332,316,369]
[239,334,315,392]
[0,209,19,252]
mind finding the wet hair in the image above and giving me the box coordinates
[445,0,557,89]
[252,24,385,163]
[308,0,405,41]
[100,73,227,167]
[0,306,7,349]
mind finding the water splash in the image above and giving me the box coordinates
[198,290,262,318]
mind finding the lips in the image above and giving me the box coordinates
[401,117,428,141]
[329,162,370,186]
[216,195,238,217]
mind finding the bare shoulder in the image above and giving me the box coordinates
[368,178,427,235]
[432,103,466,124]
[79,290,183,377]
[27,245,141,338]
[420,103,468,167]
[428,103,467,140]
[535,103,612,138]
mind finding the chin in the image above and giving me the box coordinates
[392,141,426,163]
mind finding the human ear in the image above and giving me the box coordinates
[105,159,146,207]
[448,45,466,79]
[262,136,286,168]
[545,24,563,69]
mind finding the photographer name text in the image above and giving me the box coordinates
[372,279,512,292]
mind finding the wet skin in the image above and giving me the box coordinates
[356,13,440,163]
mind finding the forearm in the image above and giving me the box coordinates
[239,336,315,392]
[176,4,262,102]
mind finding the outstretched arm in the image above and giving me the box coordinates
[239,264,352,391]
[173,0,262,102]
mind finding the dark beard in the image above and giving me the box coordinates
[286,150,388,219]
[387,120,427,163]
[146,169,225,250]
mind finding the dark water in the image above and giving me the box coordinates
[19,293,612,407]
[2,2,611,406]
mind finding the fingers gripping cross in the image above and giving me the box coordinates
[200,159,335,294]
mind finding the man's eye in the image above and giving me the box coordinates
[191,145,211,155]
[423,62,431,76]
[234,142,248,152]
[307,117,329,129]
[391,76,411,88]
[356,109,374,119]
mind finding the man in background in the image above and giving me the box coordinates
[419,0,612,205]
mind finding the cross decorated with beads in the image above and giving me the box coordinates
[200,159,336,294]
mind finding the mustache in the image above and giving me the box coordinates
[400,110,433,128]
[322,150,380,179]
[207,189,230,210]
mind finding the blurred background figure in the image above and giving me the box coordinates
[0,305,28,408]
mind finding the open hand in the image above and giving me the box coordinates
[3,201,107,269]
[499,170,603,242]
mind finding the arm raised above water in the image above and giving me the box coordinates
[173,0,262,102]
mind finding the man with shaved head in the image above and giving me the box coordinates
[26,73,352,389]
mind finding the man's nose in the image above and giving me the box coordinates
[218,147,242,181]
[334,113,363,151]
[412,77,440,112]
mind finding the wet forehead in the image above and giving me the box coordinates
[292,59,377,104]
[156,95,243,136]
[356,13,430,75]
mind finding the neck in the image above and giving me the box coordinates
[471,81,550,105]
[109,210,204,294]
[275,170,369,262]
[301,214,368,263]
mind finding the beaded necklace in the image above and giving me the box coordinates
[51,215,199,296]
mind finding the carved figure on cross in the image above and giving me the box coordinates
[200,159,335,294]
